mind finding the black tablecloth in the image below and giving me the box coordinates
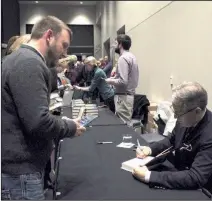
[56,125,208,200]
[61,107,126,126]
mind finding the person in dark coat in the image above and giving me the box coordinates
[75,61,98,101]
[103,60,113,78]
[133,82,212,194]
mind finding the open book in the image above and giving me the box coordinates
[121,157,154,172]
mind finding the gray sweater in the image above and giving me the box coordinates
[2,45,76,175]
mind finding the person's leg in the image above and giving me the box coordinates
[99,94,104,103]
[44,159,53,190]
[2,172,45,200]
[114,95,134,124]
[104,96,115,113]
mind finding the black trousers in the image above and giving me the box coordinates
[104,96,115,113]
[44,159,52,189]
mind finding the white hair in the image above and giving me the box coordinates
[172,81,208,111]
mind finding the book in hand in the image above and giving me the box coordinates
[121,157,154,172]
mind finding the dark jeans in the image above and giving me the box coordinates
[1,172,44,200]
[104,96,115,113]
[44,159,52,190]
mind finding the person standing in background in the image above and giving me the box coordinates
[2,16,85,200]
[4,35,20,56]
[99,58,105,69]
[74,56,115,113]
[2,34,30,62]
[63,55,79,85]
[104,56,109,65]
[103,57,113,78]
[105,34,139,123]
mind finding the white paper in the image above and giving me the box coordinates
[121,157,154,172]
[50,93,59,99]
[56,97,63,102]
[116,142,135,149]
[49,102,63,111]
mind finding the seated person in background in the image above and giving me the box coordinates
[133,82,212,193]
[73,56,115,113]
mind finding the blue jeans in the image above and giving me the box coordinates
[1,172,45,200]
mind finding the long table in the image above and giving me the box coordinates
[55,108,209,200]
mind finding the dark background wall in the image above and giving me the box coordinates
[2,0,20,43]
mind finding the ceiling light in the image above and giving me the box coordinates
[35,1,39,3]
[80,2,83,4]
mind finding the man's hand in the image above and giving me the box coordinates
[73,85,81,90]
[132,166,150,182]
[136,146,152,159]
[72,118,86,136]
[62,116,86,137]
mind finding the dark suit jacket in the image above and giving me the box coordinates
[49,67,58,92]
[149,110,212,193]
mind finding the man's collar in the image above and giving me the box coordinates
[20,44,46,64]
[120,50,129,56]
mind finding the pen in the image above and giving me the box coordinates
[201,188,212,199]
[97,142,113,144]
[137,139,141,148]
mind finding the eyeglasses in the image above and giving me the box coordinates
[170,105,197,119]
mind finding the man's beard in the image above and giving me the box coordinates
[46,44,59,68]
[115,47,120,55]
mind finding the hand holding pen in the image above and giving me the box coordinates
[136,139,152,159]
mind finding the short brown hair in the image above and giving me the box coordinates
[116,34,132,50]
[31,16,72,40]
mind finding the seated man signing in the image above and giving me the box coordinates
[133,82,212,193]
[73,56,115,113]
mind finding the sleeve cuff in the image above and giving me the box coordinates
[149,147,152,155]
[145,171,151,183]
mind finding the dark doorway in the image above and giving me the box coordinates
[117,25,125,35]
[26,24,33,34]
[103,38,110,60]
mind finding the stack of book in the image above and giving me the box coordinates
[72,99,85,118]
[49,92,63,111]
[84,104,98,117]
[71,99,99,119]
